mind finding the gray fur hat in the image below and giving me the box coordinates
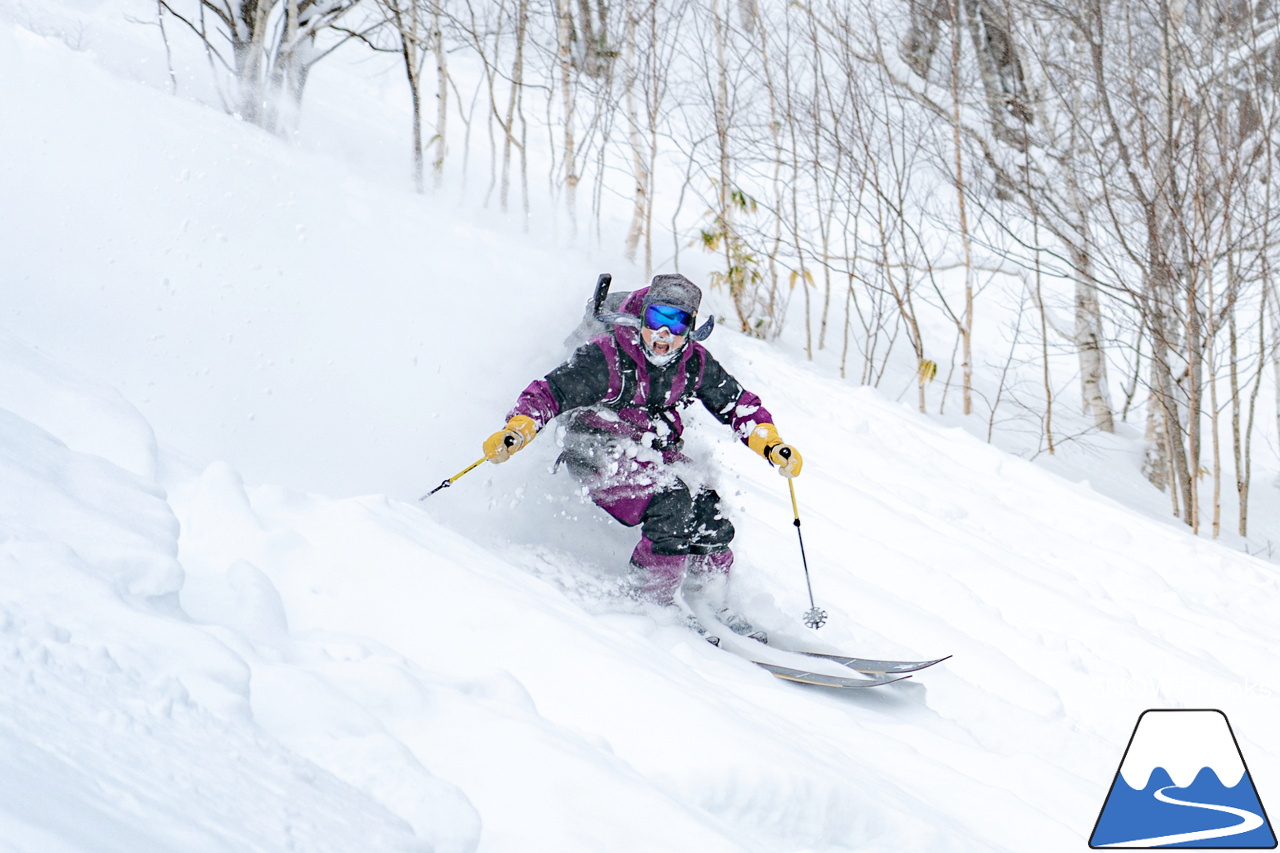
[643,274,701,316]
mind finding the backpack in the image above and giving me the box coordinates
[562,274,633,354]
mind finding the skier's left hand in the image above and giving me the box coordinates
[747,423,803,477]
[768,443,803,478]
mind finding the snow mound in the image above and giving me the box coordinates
[0,339,475,853]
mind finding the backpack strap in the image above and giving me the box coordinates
[593,333,642,409]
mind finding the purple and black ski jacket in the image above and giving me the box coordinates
[508,287,774,452]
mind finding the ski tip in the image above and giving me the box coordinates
[791,651,953,675]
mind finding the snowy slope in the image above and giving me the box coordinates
[0,333,444,852]
[4,6,1280,853]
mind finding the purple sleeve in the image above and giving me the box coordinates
[729,390,774,444]
[507,379,561,429]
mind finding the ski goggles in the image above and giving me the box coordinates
[644,304,694,336]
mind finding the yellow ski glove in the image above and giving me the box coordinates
[747,423,803,478]
[483,415,539,463]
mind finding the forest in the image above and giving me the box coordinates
[152,0,1280,537]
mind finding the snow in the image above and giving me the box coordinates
[2,3,1280,852]
[0,392,430,853]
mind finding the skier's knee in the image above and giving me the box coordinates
[689,490,734,553]
[688,549,733,576]
[639,488,695,554]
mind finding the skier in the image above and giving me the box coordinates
[481,274,802,643]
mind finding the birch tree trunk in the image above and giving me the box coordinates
[949,0,974,415]
[1071,245,1115,432]
[622,0,648,262]
[431,1,448,187]
[556,0,578,231]
[500,0,529,218]
[232,1,272,124]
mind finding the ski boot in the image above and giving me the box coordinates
[686,612,721,647]
[715,607,768,644]
[682,556,768,644]
[658,603,720,646]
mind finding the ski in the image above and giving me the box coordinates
[699,633,913,688]
[689,616,943,686]
[791,652,952,676]
[751,661,911,689]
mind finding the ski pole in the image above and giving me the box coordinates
[421,457,487,499]
[777,448,827,630]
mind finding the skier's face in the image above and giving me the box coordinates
[642,303,691,357]
[641,324,687,357]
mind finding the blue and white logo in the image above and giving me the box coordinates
[1090,709,1276,848]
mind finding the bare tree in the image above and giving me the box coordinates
[160,0,367,132]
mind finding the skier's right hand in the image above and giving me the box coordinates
[483,415,538,463]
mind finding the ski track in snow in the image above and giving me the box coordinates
[3,4,1280,851]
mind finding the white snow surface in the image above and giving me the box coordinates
[3,5,1280,852]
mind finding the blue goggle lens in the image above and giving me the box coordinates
[644,304,693,336]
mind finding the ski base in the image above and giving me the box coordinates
[751,661,911,689]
